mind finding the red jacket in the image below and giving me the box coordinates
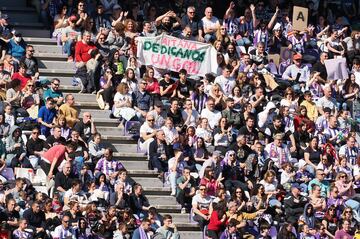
[75,40,97,63]
[207,210,226,231]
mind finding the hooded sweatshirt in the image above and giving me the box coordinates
[5,125,26,162]
[258,102,276,129]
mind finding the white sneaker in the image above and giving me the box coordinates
[171,190,176,196]
[181,207,186,214]
[104,104,110,110]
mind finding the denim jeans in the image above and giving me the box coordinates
[63,39,74,56]
[169,171,178,192]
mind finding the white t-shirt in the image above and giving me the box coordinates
[52,225,74,239]
[201,16,220,31]
[181,109,199,127]
[214,75,236,96]
[192,193,213,211]
[200,108,222,129]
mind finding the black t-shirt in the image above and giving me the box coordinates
[229,143,253,163]
[73,121,92,142]
[20,56,38,77]
[311,61,327,81]
[54,172,76,192]
[1,209,20,230]
[177,80,193,98]
[159,78,175,99]
[304,147,321,165]
[167,109,183,127]
[238,126,259,145]
[46,135,66,147]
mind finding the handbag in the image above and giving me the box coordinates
[96,91,105,110]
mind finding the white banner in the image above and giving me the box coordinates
[136,34,218,76]
[324,57,348,80]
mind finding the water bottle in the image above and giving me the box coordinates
[117,62,124,75]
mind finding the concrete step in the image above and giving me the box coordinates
[34,53,67,61]
[33,44,63,54]
[66,93,96,102]
[113,152,146,160]
[142,186,171,195]
[39,68,75,77]
[103,142,138,153]
[131,177,164,188]
[39,60,75,70]
[96,126,125,135]
[128,170,158,177]
[17,29,50,38]
[147,195,178,206]
[13,22,44,29]
[79,109,112,119]
[176,223,201,231]
[5,12,39,23]
[24,37,57,45]
[178,231,202,239]
[170,213,191,223]
[120,160,148,170]
[1,7,34,12]
[1,0,27,8]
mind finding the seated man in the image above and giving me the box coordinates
[59,94,79,128]
[37,97,57,136]
[63,179,85,208]
[26,127,49,168]
[46,126,66,147]
[176,167,196,213]
[66,130,89,174]
[148,130,170,179]
[54,161,76,198]
[73,112,97,143]
[94,148,124,183]
[43,78,64,106]
[139,114,158,151]
[52,215,74,239]
[129,184,151,219]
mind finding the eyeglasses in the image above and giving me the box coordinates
[28,50,35,52]
[28,84,34,87]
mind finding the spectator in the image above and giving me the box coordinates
[95,147,124,182]
[46,125,66,147]
[129,184,151,220]
[43,78,64,106]
[23,201,46,239]
[20,45,39,80]
[37,97,57,136]
[12,219,31,239]
[26,127,49,168]
[59,94,79,128]
[73,112,97,143]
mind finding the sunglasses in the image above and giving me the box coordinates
[32,132,39,135]
[236,191,242,193]
[147,119,154,122]
[53,83,59,86]
[199,188,206,191]
[63,220,70,223]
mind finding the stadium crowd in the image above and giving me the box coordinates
[0,0,360,238]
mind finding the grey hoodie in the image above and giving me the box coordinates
[5,125,26,163]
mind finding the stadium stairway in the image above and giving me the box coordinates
[1,1,202,238]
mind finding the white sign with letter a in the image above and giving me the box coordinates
[292,6,308,31]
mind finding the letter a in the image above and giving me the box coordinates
[296,11,304,21]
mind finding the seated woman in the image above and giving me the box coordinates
[98,67,114,110]
[195,118,213,148]
[213,117,232,155]
[51,115,71,140]
[112,82,135,126]
[21,81,40,118]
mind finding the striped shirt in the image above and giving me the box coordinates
[95,158,124,177]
